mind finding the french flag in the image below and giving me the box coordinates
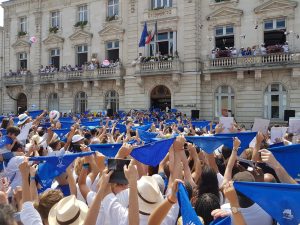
[146,21,158,44]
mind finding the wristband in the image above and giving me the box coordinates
[30,176,36,181]
[83,163,90,169]
[167,195,176,204]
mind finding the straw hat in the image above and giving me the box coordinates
[17,114,30,125]
[48,195,88,225]
[137,176,164,215]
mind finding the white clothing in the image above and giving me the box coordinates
[20,202,43,225]
[5,156,26,191]
[221,203,273,225]
[17,122,33,145]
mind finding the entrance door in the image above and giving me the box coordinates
[17,93,27,114]
[150,85,171,111]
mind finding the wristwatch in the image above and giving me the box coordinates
[231,207,241,214]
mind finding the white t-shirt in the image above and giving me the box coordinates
[17,122,33,145]
[221,203,273,225]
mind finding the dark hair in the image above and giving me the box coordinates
[0,204,16,225]
[198,166,220,202]
[1,119,10,129]
[195,193,220,225]
[221,146,232,160]
[235,190,254,208]
[49,140,60,150]
[6,126,20,136]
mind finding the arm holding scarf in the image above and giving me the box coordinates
[260,149,297,184]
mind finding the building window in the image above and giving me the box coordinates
[214,0,230,2]
[215,25,234,50]
[264,18,286,46]
[75,92,87,113]
[106,41,119,62]
[151,0,172,9]
[150,32,174,56]
[78,5,88,22]
[215,85,235,117]
[51,11,60,28]
[48,93,59,111]
[105,90,119,114]
[264,83,287,120]
[19,17,27,33]
[76,45,88,66]
[108,0,119,17]
[19,53,27,69]
[50,49,60,69]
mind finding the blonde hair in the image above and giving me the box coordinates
[177,216,204,225]
[74,157,84,176]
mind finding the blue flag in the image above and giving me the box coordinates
[269,144,300,182]
[60,121,74,129]
[185,136,233,154]
[269,142,284,148]
[81,121,100,127]
[177,183,203,225]
[137,129,158,143]
[192,121,211,129]
[215,132,257,155]
[132,124,151,131]
[29,152,94,189]
[28,110,43,119]
[0,136,13,148]
[209,216,231,225]
[234,182,300,225]
[0,129,7,136]
[52,129,70,140]
[89,144,122,158]
[130,138,175,166]
[139,22,148,47]
[116,123,127,134]
[59,117,74,122]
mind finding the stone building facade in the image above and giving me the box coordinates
[1,0,300,126]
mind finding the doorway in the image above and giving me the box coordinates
[17,93,27,114]
[150,85,171,111]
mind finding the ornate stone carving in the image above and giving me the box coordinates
[98,25,125,42]
[43,34,64,49]
[69,29,93,46]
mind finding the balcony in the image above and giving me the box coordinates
[3,73,33,86]
[204,53,300,73]
[136,58,183,76]
[39,66,123,83]
[143,7,177,21]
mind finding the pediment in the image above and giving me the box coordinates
[254,0,297,13]
[98,25,125,37]
[43,34,64,45]
[12,39,30,49]
[69,29,93,41]
[207,7,243,20]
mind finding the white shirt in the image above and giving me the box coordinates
[221,203,273,225]
[20,202,43,225]
[94,192,179,225]
[17,122,33,145]
[5,156,26,191]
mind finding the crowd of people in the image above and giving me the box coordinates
[0,109,298,225]
[211,42,289,59]
[5,69,31,77]
[39,60,121,75]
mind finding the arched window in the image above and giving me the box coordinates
[264,83,287,119]
[75,92,87,113]
[105,90,119,113]
[48,93,59,111]
[17,93,27,114]
[215,85,235,117]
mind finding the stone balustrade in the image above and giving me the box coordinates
[205,52,300,71]
[137,59,183,75]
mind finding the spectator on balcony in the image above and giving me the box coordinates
[260,44,267,55]
[239,48,246,57]
[245,47,252,56]
[283,42,289,53]
[231,47,237,57]
[252,46,258,56]
[211,49,216,59]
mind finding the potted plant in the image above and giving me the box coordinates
[18,31,27,37]
[49,26,59,34]
[106,14,118,22]
[74,21,88,29]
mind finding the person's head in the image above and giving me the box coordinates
[48,195,88,225]
[49,140,61,151]
[0,204,17,225]
[232,171,255,208]
[111,183,128,195]
[195,193,220,225]
[198,166,220,201]
[137,176,164,215]
[1,118,10,129]
[17,114,31,127]
[264,173,277,183]
[6,126,20,139]
[285,133,294,142]
[35,190,64,224]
